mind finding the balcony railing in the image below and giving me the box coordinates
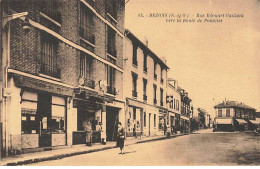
[107,86,116,95]
[39,0,61,23]
[154,98,157,105]
[80,78,95,89]
[143,94,147,101]
[79,26,95,45]
[154,74,157,80]
[132,90,138,97]
[40,62,61,79]
[107,47,117,57]
[106,3,117,20]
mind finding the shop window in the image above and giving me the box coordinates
[21,109,37,134]
[51,105,65,133]
[159,116,164,130]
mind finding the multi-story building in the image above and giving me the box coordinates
[214,101,256,131]
[0,0,125,156]
[167,79,181,134]
[124,29,169,137]
[177,86,192,133]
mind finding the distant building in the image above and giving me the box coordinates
[214,101,256,131]
[197,108,211,129]
[167,79,181,134]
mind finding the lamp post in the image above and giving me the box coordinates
[1,1,29,156]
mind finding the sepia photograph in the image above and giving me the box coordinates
[0,0,260,166]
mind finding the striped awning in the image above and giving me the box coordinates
[215,118,232,124]
[249,120,260,125]
[235,119,247,125]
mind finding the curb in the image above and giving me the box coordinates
[3,133,190,166]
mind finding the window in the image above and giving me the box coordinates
[80,53,94,88]
[80,3,95,45]
[160,88,163,106]
[176,100,179,111]
[107,27,117,57]
[106,0,117,20]
[143,78,147,101]
[154,61,157,80]
[154,114,156,127]
[218,109,222,117]
[160,67,164,83]
[132,73,138,97]
[107,65,116,95]
[226,109,231,117]
[144,112,146,127]
[174,99,176,110]
[133,107,136,120]
[132,44,138,66]
[40,33,60,78]
[39,0,61,23]
[143,51,147,72]
[153,84,157,104]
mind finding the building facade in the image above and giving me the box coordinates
[214,101,256,131]
[1,0,125,156]
[177,87,192,133]
[167,79,181,134]
[124,29,169,137]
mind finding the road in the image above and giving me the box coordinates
[28,130,260,166]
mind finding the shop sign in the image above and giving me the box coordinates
[14,75,74,96]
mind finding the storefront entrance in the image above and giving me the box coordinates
[106,106,119,141]
[37,93,52,147]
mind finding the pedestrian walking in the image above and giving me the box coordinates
[116,122,125,154]
[85,121,92,146]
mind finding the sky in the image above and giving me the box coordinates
[125,0,260,117]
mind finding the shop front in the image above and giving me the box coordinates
[72,87,119,144]
[11,74,73,152]
[125,99,144,137]
[158,109,167,135]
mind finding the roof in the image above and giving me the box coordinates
[125,29,169,69]
[214,101,255,110]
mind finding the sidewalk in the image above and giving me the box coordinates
[0,133,187,166]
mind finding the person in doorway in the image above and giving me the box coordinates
[99,122,106,145]
[85,121,92,146]
[116,122,125,154]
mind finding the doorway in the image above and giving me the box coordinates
[106,106,119,141]
[37,93,52,147]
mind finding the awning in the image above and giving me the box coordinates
[215,118,232,124]
[249,120,260,125]
[235,119,247,125]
